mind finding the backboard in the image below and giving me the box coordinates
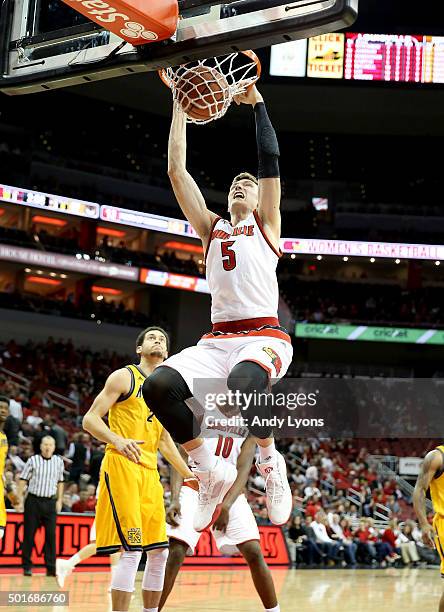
[0,0,358,95]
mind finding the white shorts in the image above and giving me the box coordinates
[90,519,96,542]
[162,331,293,397]
[167,485,260,556]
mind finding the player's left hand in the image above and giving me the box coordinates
[233,84,263,107]
[421,523,437,548]
[166,501,181,527]
[213,504,230,533]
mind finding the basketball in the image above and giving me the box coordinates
[176,65,229,121]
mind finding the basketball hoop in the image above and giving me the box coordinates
[159,50,261,125]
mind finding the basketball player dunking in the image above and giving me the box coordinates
[143,84,293,531]
[413,444,444,612]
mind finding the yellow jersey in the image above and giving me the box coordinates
[107,364,163,470]
[0,431,7,491]
[430,445,444,517]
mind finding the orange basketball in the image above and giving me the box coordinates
[176,65,229,121]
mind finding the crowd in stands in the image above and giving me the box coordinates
[0,290,169,331]
[274,438,439,568]
[279,276,444,328]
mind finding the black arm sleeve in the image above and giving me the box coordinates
[254,101,280,179]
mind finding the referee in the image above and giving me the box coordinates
[17,435,64,576]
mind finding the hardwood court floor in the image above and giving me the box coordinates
[0,568,441,612]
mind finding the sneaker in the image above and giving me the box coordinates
[192,459,237,532]
[56,558,72,588]
[256,451,292,525]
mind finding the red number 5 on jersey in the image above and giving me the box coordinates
[221,241,237,271]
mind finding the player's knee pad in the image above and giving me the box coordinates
[142,548,169,592]
[111,550,142,593]
[227,360,269,394]
[227,361,272,439]
[142,366,199,444]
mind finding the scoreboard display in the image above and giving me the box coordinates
[270,32,444,84]
[345,34,423,82]
[344,33,444,83]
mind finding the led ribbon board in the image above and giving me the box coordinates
[295,323,444,344]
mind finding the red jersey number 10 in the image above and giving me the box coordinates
[215,435,234,458]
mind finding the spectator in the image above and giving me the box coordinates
[311,511,341,564]
[304,483,321,500]
[32,422,56,454]
[67,433,91,483]
[256,507,271,526]
[354,518,378,565]
[5,382,23,422]
[288,515,325,567]
[305,464,318,482]
[399,522,420,566]
[89,443,105,487]
[4,412,20,446]
[61,492,74,513]
[376,519,400,565]
[305,494,322,519]
[26,409,43,429]
[64,481,80,505]
[49,418,68,456]
[386,494,401,515]
[71,489,96,513]
[328,513,357,567]
[8,445,25,474]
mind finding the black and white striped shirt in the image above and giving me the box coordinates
[20,454,64,498]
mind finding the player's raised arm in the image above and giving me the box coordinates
[234,85,281,250]
[413,449,442,546]
[167,103,218,244]
[82,369,144,463]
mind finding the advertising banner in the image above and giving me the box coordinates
[0,512,289,569]
[295,323,444,345]
[0,245,139,281]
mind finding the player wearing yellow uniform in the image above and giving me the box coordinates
[0,396,9,539]
[83,327,195,612]
[413,445,444,612]
[96,363,166,555]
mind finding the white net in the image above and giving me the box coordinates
[159,50,261,125]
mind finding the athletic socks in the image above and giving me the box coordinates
[258,440,277,463]
[265,605,280,612]
[68,553,81,568]
[188,443,217,470]
[143,608,158,612]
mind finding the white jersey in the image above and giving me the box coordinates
[206,210,280,323]
[203,434,244,467]
[190,424,248,468]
